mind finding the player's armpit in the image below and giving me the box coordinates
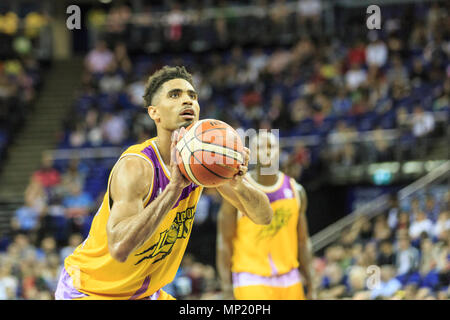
[106,156,153,262]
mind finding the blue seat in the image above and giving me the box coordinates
[292,118,316,136]
[357,112,378,131]
[317,116,337,136]
[379,114,396,129]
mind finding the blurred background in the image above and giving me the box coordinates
[0,0,448,300]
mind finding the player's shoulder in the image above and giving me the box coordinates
[282,172,306,201]
[281,171,303,189]
[111,156,153,199]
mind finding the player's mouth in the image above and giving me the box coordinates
[179,108,195,120]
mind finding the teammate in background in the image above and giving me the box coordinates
[55,66,273,300]
[217,131,316,300]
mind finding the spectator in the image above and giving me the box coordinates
[411,105,435,138]
[98,62,125,94]
[36,236,58,262]
[59,233,83,263]
[165,3,186,43]
[410,58,429,87]
[59,158,87,198]
[433,211,450,241]
[366,34,388,68]
[11,197,41,236]
[377,240,396,266]
[370,265,402,299]
[387,195,401,229]
[101,112,127,145]
[409,211,433,243]
[63,182,94,235]
[24,176,47,214]
[85,40,114,74]
[395,235,420,283]
[386,55,409,86]
[69,123,87,148]
[126,75,146,107]
[0,262,18,300]
[297,0,322,31]
[345,63,367,91]
[424,194,440,222]
[32,153,61,190]
[346,266,369,299]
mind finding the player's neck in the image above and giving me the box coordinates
[155,130,172,167]
[252,168,279,187]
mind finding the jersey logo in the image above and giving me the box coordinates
[256,207,292,241]
[134,205,196,265]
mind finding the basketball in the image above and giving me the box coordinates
[176,119,244,187]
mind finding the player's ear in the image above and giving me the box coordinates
[148,106,160,123]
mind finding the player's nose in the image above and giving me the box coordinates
[182,98,193,106]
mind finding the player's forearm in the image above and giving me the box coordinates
[298,238,314,287]
[232,180,273,225]
[109,183,183,262]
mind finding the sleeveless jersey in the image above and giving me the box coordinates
[231,172,301,276]
[64,137,203,299]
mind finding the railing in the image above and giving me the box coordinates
[310,160,450,253]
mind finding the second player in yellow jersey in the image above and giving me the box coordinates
[217,131,316,300]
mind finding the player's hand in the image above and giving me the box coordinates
[170,127,191,190]
[229,147,250,189]
[306,282,317,300]
[221,289,235,300]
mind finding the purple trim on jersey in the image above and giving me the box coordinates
[145,289,161,300]
[268,253,278,276]
[129,276,150,300]
[266,175,293,203]
[141,144,200,209]
[232,268,301,288]
[54,267,89,300]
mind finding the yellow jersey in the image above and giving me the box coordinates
[231,172,301,276]
[64,138,203,299]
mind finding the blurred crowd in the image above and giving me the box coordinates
[313,187,450,300]
[0,8,48,167]
[60,1,448,187]
[0,1,449,300]
[86,0,324,51]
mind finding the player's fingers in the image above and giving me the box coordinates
[171,129,179,143]
[238,164,248,176]
[240,148,249,165]
[177,127,186,142]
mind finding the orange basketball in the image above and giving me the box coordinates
[176,119,244,187]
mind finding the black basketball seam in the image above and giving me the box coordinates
[181,133,209,183]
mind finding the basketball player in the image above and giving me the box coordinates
[55,66,273,300]
[216,131,316,300]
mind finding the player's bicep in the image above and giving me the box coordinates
[107,157,153,232]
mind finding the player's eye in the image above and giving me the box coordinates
[169,92,180,98]
[189,93,197,100]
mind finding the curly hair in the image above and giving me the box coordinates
[142,65,194,107]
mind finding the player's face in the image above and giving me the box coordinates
[255,133,279,168]
[148,78,200,131]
